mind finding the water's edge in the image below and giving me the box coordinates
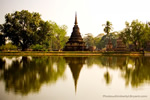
[0,51,147,56]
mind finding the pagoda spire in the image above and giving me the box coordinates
[63,12,87,51]
[75,12,78,25]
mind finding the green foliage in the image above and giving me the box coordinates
[0,43,17,51]
[94,33,105,49]
[84,33,95,48]
[0,10,51,51]
[48,21,68,50]
[120,20,150,51]
[102,21,113,36]
[83,33,118,50]
[94,37,101,49]
[29,21,68,51]
[98,33,117,49]
[31,44,44,51]
[0,10,68,51]
[102,21,114,51]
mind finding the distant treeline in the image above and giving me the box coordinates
[84,20,150,51]
[1,10,150,51]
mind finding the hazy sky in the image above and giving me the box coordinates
[0,0,150,36]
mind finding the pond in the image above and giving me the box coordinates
[0,55,150,100]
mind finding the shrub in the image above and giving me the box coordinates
[0,43,17,51]
[31,44,45,51]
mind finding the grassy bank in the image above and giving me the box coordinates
[0,51,146,56]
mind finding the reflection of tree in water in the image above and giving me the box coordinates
[86,56,150,87]
[104,71,112,85]
[1,55,150,95]
[64,57,87,93]
[0,56,66,95]
[122,56,150,87]
[86,56,119,69]
[0,57,5,70]
[103,56,112,85]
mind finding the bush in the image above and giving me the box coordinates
[0,43,17,51]
[31,44,46,51]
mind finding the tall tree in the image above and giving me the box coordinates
[120,20,149,51]
[102,21,113,37]
[48,21,68,51]
[0,10,51,51]
[0,33,5,46]
[102,21,114,51]
[0,25,5,46]
[83,33,95,48]
[119,22,131,47]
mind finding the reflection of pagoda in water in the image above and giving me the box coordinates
[64,57,86,93]
[63,13,87,51]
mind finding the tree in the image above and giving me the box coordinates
[94,37,101,50]
[120,20,149,51]
[0,33,5,46]
[94,33,104,50]
[102,21,114,51]
[33,21,53,51]
[119,22,131,48]
[102,21,113,37]
[0,10,51,51]
[83,33,95,48]
[48,21,68,51]
[30,21,68,51]
[98,33,117,49]
[130,20,145,50]
[0,25,5,46]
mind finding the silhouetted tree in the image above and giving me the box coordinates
[0,33,5,46]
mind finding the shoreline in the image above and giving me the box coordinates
[0,51,148,56]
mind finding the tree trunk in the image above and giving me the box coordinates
[133,41,137,51]
[22,44,28,51]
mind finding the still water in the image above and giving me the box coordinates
[0,56,150,100]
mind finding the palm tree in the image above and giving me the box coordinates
[103,21,113,36]
[102,21,113,51]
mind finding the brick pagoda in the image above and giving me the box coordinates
[63,13,87,51]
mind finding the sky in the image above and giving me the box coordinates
[1,0,150,37]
